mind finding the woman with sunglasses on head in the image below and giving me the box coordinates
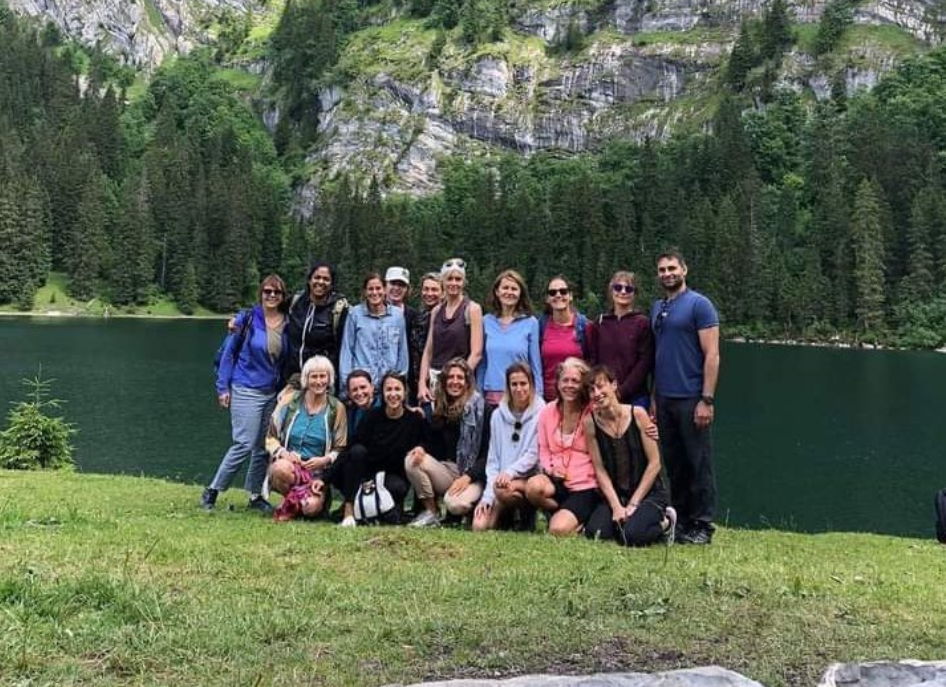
[265,356,348,521]
[418,258,484,404]
[584,365,675,546]
[202,275,291,513]
[589,271,654,408]
[477,269,544,406]
[334,371,426,527]
[525,357,599,536]
[405,358,488,527]
[539,275,592,402]
[473,362,545,532]
[340,272,409,394]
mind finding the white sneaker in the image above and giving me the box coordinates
[409,511,441,528]
[340,516,357,528]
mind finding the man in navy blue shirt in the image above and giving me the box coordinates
[650,249,720,544]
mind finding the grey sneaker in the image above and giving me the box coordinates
[409,510,441,528]
[663,506,678,546]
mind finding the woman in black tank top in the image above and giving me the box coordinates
[417,258,484,403]
[583,365,675,547]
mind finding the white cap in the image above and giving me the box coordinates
[385,266,410,285]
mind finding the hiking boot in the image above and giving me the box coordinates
[680,522,714,545]
[248,495,274,515]
[514,505,538,532]
[408,510,441,528]
[200,487,218,511]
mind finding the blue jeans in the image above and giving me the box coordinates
[210,385,277,495]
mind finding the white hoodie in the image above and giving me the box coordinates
[482,395,546,505]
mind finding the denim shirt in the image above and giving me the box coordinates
[339,303,409,394]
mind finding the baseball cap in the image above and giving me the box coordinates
[385,266,410,285]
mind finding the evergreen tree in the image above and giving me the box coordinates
[725,20,757,91]
[68,169,107,300]
[899,186,941,304]
[759,0,793,63]
[110,170,156,306]
[851,178,887,333]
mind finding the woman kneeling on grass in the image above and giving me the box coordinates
[334,371,426,527]
[405,358,488,527]
[584,365,675,546]
[525,357,599,536]
[473,362,545,532]
[265,355,348,521]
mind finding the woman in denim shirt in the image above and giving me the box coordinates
[339,273,409,394]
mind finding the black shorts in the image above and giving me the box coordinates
[549,483,599,525]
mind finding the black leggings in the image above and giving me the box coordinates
[585,499,666,547]
[330,444,409,505]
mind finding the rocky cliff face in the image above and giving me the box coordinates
[7,0,264,66]
[8,0,939,201]
[293,0,935,205]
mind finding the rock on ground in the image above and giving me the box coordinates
[398,666,765,687]
[819,660,946,687]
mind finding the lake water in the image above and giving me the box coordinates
[1,317,942,538]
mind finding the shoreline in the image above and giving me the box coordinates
[4,309,945,352]
[0,309,228,321]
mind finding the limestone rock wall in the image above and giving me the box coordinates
[7,0,264,67]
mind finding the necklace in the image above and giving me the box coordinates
[555,406,583,481]
[594,405,627,439]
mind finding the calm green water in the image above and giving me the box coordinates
[1,317,943,537]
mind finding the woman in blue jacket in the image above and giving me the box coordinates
[201,275,291,513]
[476,269,543,405]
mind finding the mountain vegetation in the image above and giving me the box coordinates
[1,0,946,346]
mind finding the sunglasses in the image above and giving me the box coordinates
[512,420,523,443]
[262,288,283,297]
[547,288,570,297]
[654,299,672,335]
[612,283,635,295]
[443,258,466,270]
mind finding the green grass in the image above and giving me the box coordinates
[0,273,220,319]
[630,27,731,48]
[1,471,944,686]
[840,24,928,56]
[142,0,167,35]
[337,19,440,82]
[211,68,262,92]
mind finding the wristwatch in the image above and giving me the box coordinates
[700,395,715,406]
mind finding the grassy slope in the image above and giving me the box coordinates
[0,272,219,318]
[1,471,944,687]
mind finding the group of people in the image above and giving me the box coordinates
[204,249,720,546]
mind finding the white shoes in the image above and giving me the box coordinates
[340,515,357,528]
[409,511,441,528]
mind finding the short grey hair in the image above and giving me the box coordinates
[301,355,335,390]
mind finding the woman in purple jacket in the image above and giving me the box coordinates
[589,271,654,408]
[202,274,291,513]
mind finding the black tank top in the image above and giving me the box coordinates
[593,410,667,502]
[431,297,471,369]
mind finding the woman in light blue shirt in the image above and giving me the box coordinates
[476,269,543,405]
[340,272,409,394]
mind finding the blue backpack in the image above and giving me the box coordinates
[213,310,252,376]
